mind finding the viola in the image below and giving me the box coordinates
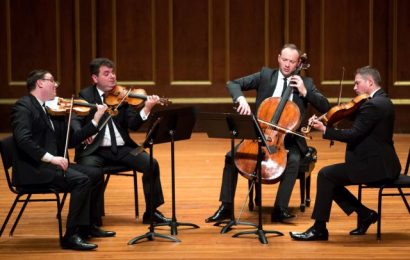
[46,97,117,116]
[105,85,171,107]
[234,53,310,184]
[301,94,369,134]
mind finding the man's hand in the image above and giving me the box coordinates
[289,75,307,97]
[93,104,108,124]
[143,95,160,115]
[50,156,69,171]
[236,96,251,115]
[84,136,95,145]
[308,115,326,133]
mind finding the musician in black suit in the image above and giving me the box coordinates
[290,65,401,241]
[206,44,330,223]
[71,58,169,224]
[11,70,115,250]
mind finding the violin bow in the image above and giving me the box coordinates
[63,95,75,176]
[337,67,345,106]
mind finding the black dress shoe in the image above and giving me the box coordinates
[90,224,116,237]
[290,226,329,241]
[142,210,171,224]
[271,207,295,222]
[350,210,378,235]
[205,204,232,223]
[61,234,98,250]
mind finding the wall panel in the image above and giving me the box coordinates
[0,0,409,132]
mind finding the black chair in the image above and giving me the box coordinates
[357,148,410,240]
[0,136,67,244]
[102,165,139,219]
[248,146,317,212]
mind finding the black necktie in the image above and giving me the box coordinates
[102,94,118,154]
[281,77,288,96]
[42,103,54,130]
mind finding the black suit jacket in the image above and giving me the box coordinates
[11,95,98,186]
[71,85,145,161]
[227,67,330,153]
[323,89,401,183]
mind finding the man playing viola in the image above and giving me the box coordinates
[71,58,170,224]
[206,43,330,223]
[290,66,401,241]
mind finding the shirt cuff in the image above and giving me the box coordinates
[236,96,246,103]
[91,119,97,127]
[41,152,54,163]
[140,109,149,121]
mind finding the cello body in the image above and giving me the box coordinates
[234,97,301,184]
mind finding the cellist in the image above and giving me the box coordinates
[206,43,330,223]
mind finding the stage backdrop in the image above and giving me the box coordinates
[0,0,409,132]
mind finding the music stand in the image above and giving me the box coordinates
[202,113,257,234]
[229,114,283,244]
[128,106,199,244]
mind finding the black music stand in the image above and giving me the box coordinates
[129,107,199,244]
[229,114,283,244]
[202,113,257,234]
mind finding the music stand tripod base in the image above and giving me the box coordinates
[156,220,200,236]
[214,218,257,234]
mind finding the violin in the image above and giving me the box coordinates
[301,94,369,134]
[46,97,117,116]
[234,53,310,184]
[105,85,171,107]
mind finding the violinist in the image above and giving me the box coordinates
[206,43,330,223]
[71,58,170,224]
[290,66,401,241]
[11,70,115,250]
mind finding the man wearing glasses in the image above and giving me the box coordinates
[11,69,115,250]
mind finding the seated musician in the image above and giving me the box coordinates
[206,43,330,223]
[71,58,170,224]
[290,66,401,241]
[11,70,115,250]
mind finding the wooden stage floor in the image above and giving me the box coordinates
[0,132,409,259]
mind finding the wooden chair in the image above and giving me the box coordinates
[357,149,410,240]
[102,165,139,219]
[248,146,317,212]
[0,136,67,244]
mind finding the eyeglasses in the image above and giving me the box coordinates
[42,78,59,86]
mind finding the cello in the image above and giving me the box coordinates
[234,55,310,184]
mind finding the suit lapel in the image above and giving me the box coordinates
[30,95,54,131]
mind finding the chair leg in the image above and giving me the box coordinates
[299,173,306,212]
[10,194,32,236]
[0,195,21,236]
[377,188,383,240]
[357,185,363,227]
[306,175,311,207]
[397,188,410,213]
[133,170,139,219]
[103,174,111,191]
[55,193,64,245]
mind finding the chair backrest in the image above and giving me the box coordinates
[0,136,16,192]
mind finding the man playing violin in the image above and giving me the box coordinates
[206,43,330,223]
[11,70,115,250]
[71,58,170,224]
[290,65,401,241]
